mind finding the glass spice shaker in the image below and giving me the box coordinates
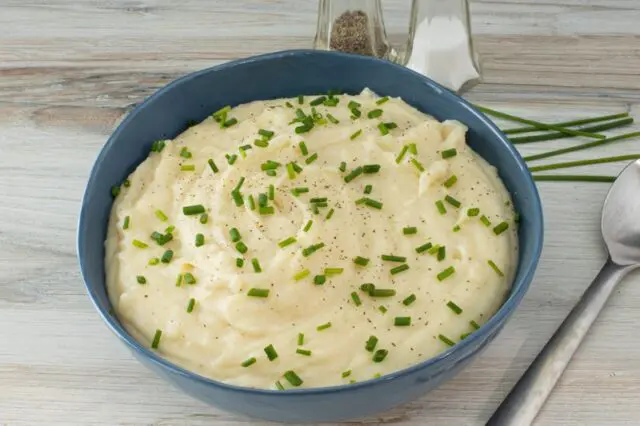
[312,0,398,61]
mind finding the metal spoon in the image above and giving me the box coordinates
[487,160,640,426]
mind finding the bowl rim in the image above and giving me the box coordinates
[78,49,544,396]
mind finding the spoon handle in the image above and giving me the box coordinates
[487,258,632,426]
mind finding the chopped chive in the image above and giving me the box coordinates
[248,288,269,298]
[179,147,192,158]
[258,129,274,139]
[415,242,433,254]
[186,298,196,313]
[283,370,303,387]
[437,266,455,281]
[150,139,166,153]
[364,184,373,195]
[292,161,303,174]
[261,160,281,171]
[259,206,275,215]
[310,96,326,106]
[394,317,411,326]
[296,348,312,356]
[325,113,339,124]
[180,164,195,171]
[351,292,362,306]
[348,100,361,109]
[251,258,262,273]
[165,225,175,234]
[324,97,339,107]
[378,305,388,314]
[298,141,309,156]
[441,148,458,159]
[344,166,364,183]
[268,184,275,200]
[493,221,509,235]
[438,334,455,347]
[377,122,389,135]
[291,187,309,196]
[409,158,424,173]
[123,216,130,230]
[360,283,375,293]
[160,249,173,264]
[369,288,396,297]
[372,349,388,363]
[258,193,268,208]
[146,235,163,247]
[342,370,352,378]
[275,381,285,390]
[278,236,297,248]
[183,272,197,285]
[437,246,446,261]
[241,357,256,367]
[297,333,305,345]
[255,139,269,148]
[297,95,304,104]
[390,264,410,275]
[488,260,505,276]
[470,320,481,330]
[403,227,417,235]
[361,198,383,209]
[365,335,378,352]
[313,275,326,285]
[467,208,480,217]
[154,210,168,222]
[443,175,458,188]
[480,215,492,226]
[435,200,447,215]
[367,109,383,119]
[428,245,441,255]
[303,220,313,232]
[353,256,370,266]
[447,301,463,315]
[326,208,335,220]
[148,257,159,266]
[264,344,278,361]
[339,161,347,172]
[302,242,325,257]
[151,329,162,349]
[295,124,313,134]
[293,269,310,281]
[305,153,318,165]
[285,101,294,108]
[231,190,244,207]
[247,194,256,211]
[376,96,390,105]
[350,129,363,140]
[197,214,208,225]
[229,228,242,242]
[461,332,472,340]
[384,122,397,129]
[175,274,183,287]
[316,322,331,331]
[396,145,409,163]
[408,143,418,155]
[310,197,327,203]
[226,154,238,165]
[236,258,244,268]
[325,267,344,276]
[402,294,417,306]
[444,195,461,208]
[286,162,296,179]
[195,233,205,247]
[222,117,238,128]
[381,254,406,262]
[136,275,146,284]
[363,164,381,174]
[183,204,205,215]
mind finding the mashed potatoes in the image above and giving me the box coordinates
[105,89,517,389]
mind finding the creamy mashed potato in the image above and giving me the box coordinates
[106,89,518,389]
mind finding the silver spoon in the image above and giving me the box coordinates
[487,160,640,426]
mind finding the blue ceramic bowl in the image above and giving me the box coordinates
[78,50,543,423]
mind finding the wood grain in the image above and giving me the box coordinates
[2,1,640,425]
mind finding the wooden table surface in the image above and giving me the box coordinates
[2,1,640,425]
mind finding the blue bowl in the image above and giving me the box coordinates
[78,50,543,423]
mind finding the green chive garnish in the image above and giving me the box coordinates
[248,288,269,298]
[154,210,168,222]
[150,140,166,153]
[326,208,335,220]
[377,122,389,135]
[348,100,361,109]
[493,221,509,235]
[278,236,297,248]
[355,197,382,209]
[438,334,455,347]
[376,96,390,105]
[183,272,196,285]
[310,96,326,106]
[394,316,411,326]
[403,227,417,235]
[411,158,425,172]
[480,215,492,226]
[388,264,408,275]
[222,117,238,128]
[402,294,416,306]
[437,266,455,281]
[342,370,352,378]
[443,175,458,188]
[396,145,409,163]
[364,184,373,194]
[467,208,480,217]
[226,154,238,165]
[195,233,205,247]
[291,187,309,196]
[286,162,296,179]
[310,197,327,203]
[436,200,447,214]
[316,322,331,331]
[369,288,396,297]
[229,228,241,243]
[261,160,281,171]
[378,305,388,314]
[381,254,406,262]
[175,274,183,287]
[350,129,363,140]
[303,220,313,232]
[186,298,196,313]
[314,275,326,285]
[325,267,343,276]
[298,141,309,156]
[437,246,446,261]
[297,95,304,104]
[384,122,397,129]
[255,139,269,148]
[235,241,248,254]
[268,184,275,200]
[151,329,162,349]
[488,260,505,276]
[262,344,278,361]
[275,381,285,390]
[351,292,362,306]
[470,320,481,330]
[305,153,318,164]
[160,249,173,263]
[259,206,275,215]
[447,301,463,315]
[293,269,310,281]
[247,194,256,211]
[441,148,457,159]
[136,275,146,284]
[344,166,363,183]
[199,213,208,224]
[236,258,244,268]
[415,242,433,254]
[251,258,262,273]
[363,164,381,174]
[353,256,369,266]
[180,164,195,171]
[339,161,347,172]
[148,258,159,266]
[445,195,461,208]
[296,348,312,356]
[302,243,325,257]
[258,129,274,138]
[408,143,418,155]
[183,204,205,215]
[283,370,303,387]
[327,113,339,124]
[365,335,378,352]
[123,216,130,230]
[179,147,192,158]
[368,109,383,119]
[206,159,219,174]
[241,357,256,367]
[297,333,305,345]
[360,283,375,293]
[372,349,388,363]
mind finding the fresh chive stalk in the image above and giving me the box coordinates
[503,112,630,135]
[524,131,640,162]
[533,174,616,183]
[510,118,633,144]
[529,154,640,172]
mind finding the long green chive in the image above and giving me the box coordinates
[148,257,159,266]
[415,242,433,254]
[369,288,396,297]
[251,258,262,273]
[151,329,162,349]
[350,129,363,140]
[236,258,244,268]
[278,236,297,248]
[523,131,640,162]
[446,301,463,315]
[342,370,352,378]
[283,370,303,387]
[394,316,411,326]
[364,184,373,194]
[235,241,248,254]
[443,175,458,188]
[365,335,378,352]
[475,105,604,139]
[438,334,455,347]
[390,264,410,275]
[403,294,417,306]
[377,122,389,135]
[488,260,505,277]
[195,233,205,247]
[381,254,406,262]
[241,357,256,367]
[436,200,447,214]
[445,195,461,208]
[442,148,457,159]
[293,269,310,281]
[396,145,409,163]
[327,113,339,124]
[160,249,173,264]
[353,256,369,266]
[529,154,640,173]
[275,381,285,390]
[183,204,205,215]
[302,243,325,257]
[533,174,616,183]
[317,322,332,331]
[503,112,629,135]
[259,206,275,215]
[326,208,335,220]
[313,275,326,285]
[226,154,238,165]
[136,275,146,284]
[268,184,275,200]
[296,348,312,356]
[480,215,492,226]
[303,220,313,232]
[403,227,417,235]
[248,288,269,298]
[372,349,388,362]
[511,118,633,144]
[467,208,480,217]
[367,109,383,119]
[376,96,390,105]
[470,320,481,330]
[363,164,381,174]
[297,333,305,345]
[264,344,278,361]
[305,153,318,165]
[325,267,343,276]
[493,221,509,235]
[437,246,446,261]
[344,166,363,183]
[351,292,362,306]
[123,216,130,230]
[437,266,455,281]
[411,158,425,172]
[180,164,195,171]
[229,228,241,242]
